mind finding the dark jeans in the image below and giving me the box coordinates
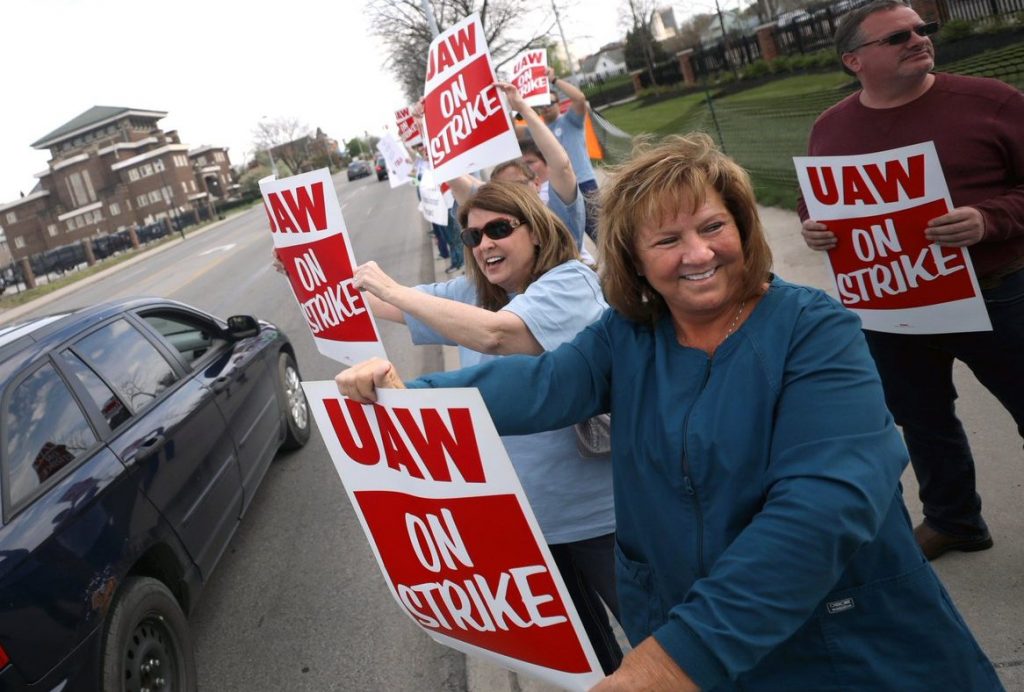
[549,532,623,675]
[431,222,449,260]
[445,207,463,268]
[864,267,1024,537]
[579,179,600,243]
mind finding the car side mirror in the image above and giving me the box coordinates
[226,315,260,339]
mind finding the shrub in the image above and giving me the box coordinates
[770,54,796,74]
[938,19,974,42]
[741,59,771,79]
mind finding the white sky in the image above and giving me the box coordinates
[0,0,669,204]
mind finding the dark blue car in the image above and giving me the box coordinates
[0,298,310,690]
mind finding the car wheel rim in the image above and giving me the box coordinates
[124,614,179,692]
[285,364,309,430]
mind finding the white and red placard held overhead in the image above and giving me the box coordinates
[794,142,991,334]
[377,132,415,188]
[510,50,550,108]
[301,383,604,690]
[396,105,423,147]
[259,169,387,364]
[422,13,521,183]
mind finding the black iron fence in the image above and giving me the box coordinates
[0,220,175,297]
[938,0,1024,21]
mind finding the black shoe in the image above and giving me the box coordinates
[914,522,993,561]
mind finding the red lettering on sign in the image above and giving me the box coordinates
[863,154,925,204]
[265,182,328,233]
[426,21,478,81]
[393,408,485,483]
[326,398,380,464]
[808,154,927,206]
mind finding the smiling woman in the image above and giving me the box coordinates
[338,133,1001,690]
[346,180,624,674]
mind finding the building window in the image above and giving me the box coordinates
[140,163,153,177]
[67,220,76,231]
[128,169,140,182]
[14,237,25,249]
[154,159,165,172]
[136,194,148,208]
[109,202,121,216]
[181,182,188,194]
[48,225,58,237]
[190,180,196,192]
[161,186,173,205]
[66,171,95,207]
[148,191,161,204]
[4,211,15,224]
[82,170,96,201]
[75,216,85,229]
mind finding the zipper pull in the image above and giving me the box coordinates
[683,475,695,495]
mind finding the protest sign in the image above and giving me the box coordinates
[259,169,387,364]
[794,142,990,333]
[396,105,423,147]
[511,50,550,107]
[302,383,604,690]
[422,13,521,183]
[377,132,414,187]
[417,166,452,226]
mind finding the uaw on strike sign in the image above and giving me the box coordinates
[795,142,990,334]
[423,13,520,183]
[302,383,603,690]
[259,169,387,364]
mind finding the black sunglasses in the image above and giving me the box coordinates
[852,21,939,50]
[460,218,522,247]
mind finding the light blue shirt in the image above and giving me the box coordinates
[550,110,596,184]
[404,260,614,543]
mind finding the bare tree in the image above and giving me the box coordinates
[621,0,660,86]
[366,0,557,102]
[252,117,311,174]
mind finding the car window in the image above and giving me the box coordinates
[59,350,131,429]
[73,319,178,414]
[142,312,227,369]
[4,362,98,508]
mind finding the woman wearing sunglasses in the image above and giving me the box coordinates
[351,179,623,674]
[341,135,1000,690]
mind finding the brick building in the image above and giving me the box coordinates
[0,106,234,261]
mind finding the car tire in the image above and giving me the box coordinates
[100,576,197,692]
[278,351,310,450]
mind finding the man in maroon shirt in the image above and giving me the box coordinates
[798,0,1024,560]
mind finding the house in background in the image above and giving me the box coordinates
[0,106,233,261]
[579,43,628,82]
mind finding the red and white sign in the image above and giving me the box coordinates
[794,142,990,333]
[302,383,603,690]
[377,132,415,188]
[259,169,387,364]
[423,13,521,183]
[396,105,423,147]
[511,50,550,108]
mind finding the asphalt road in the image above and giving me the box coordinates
[15,172,466,691]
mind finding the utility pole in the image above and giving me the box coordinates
[420,0,440,37]
[551,1,575,76]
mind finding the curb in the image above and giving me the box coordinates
[0,215,235,326]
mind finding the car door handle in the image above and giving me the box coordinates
[135,434,167,462]
[212,375,231,394]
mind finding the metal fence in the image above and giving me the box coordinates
[0,220,175,297]
[939,0,1024,21]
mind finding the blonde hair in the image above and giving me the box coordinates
[457,181,579,311]
[598,133,773,324]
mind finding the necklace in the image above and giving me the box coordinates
[677,299,747,353]
[718,299,747,349]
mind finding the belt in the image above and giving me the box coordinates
[979,257,1024,290]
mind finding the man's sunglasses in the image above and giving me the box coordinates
[852,21,939,50]
[460,218,522,247]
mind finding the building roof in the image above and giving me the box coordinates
[31,106,168,149]
[580,47,626,74]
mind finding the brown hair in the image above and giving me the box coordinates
[457,181,579,311]
[597,133,773,325]
[834,0,908,75]
[491,159,536,182]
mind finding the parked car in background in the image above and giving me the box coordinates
[346,160,372,181]
[375,156,389,182]
[0,298,310,690]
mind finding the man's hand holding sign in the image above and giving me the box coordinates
[794,142,991,333]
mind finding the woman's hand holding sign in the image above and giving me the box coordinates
[925,206,986,246]
[336,357,404,403]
